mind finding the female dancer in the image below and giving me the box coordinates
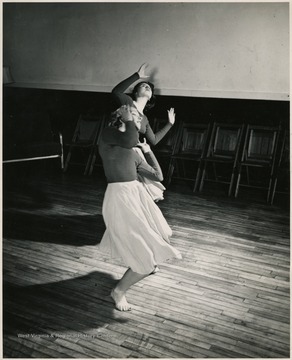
[112,64,176,200]
[112,63,175,145]
[99,105,181,311]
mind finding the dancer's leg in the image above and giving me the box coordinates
[111,268,149,311]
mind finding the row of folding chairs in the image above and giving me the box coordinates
[152,118,289,204]
[63,113,289,204]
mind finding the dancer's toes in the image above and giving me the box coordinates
[150,265,160,275]
[111,289,131,311]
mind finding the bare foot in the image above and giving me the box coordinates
[150,265,160,275]
[110,289,131,311]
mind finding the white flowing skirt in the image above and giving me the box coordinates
[133,147,165,202]
[99,180,181,274]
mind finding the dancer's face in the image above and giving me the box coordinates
[136,82,152,99]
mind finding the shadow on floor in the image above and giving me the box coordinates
[3,212,105,246]
[4,271,125,339]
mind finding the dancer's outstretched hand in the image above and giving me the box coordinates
[167,108,176,125]
[137,63,150,79]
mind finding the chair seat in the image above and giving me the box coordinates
[240,159,272,166]
[155,146,174,154]
[203,156,235,162]
[171,153,203,160]
[3,112,64,168]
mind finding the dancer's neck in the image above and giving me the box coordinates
[133,98,148,115]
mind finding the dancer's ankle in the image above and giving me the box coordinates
[111,288,131,311]
[113,287,125,296]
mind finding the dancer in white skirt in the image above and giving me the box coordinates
[112,63,176,201]
[99,105,181,311]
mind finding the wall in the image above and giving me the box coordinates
[3,2,289,100]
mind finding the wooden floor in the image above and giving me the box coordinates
[3,163,290,358]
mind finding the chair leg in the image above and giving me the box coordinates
[266,176,274,203]
[59,133,64,170]
[269,178,278,205]
[84,148,95,175]
[63,148,73,172]
[199,163,207,192]
[228,171,236,197]
[60,154,64,170]
[165,158,175,187]
[84,156,92,175]
[88,151,98,176]
[193,166,202,192]
[234,171,241,198]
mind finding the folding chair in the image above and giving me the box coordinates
[234,124,281,202]
[3,112,64,169]
[199,122,244,196]
[166,122,211,191]
[86,115,108,176]
[268,128,289,204]
[63,114,104,175]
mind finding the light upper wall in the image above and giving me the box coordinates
[3,2,289,100]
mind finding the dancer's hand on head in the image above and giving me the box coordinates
[117,105,133,122]
[137,138,151,153]
[167,108,176,125]
[137,63,150,79]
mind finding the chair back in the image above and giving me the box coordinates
[207,123,244,159]
[178,122,211,157]
[242,125,280,164]
[73,114,102,144]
